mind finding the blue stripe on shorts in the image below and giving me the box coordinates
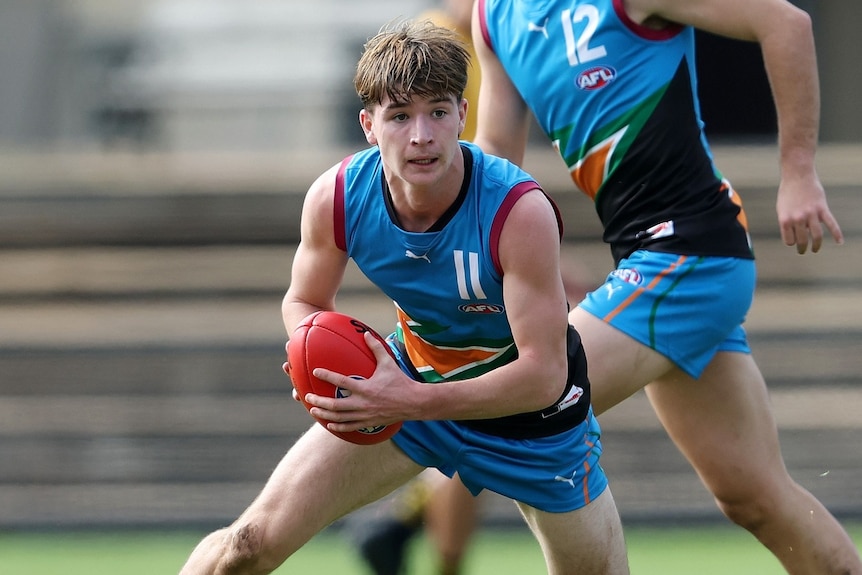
[578,250,755,378]
[391,410,608,513]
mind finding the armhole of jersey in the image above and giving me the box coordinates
[333,155,352,252]
[477,0,494,53]
[489,181,562,276]
[612,0,684,40]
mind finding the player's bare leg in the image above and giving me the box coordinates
[424,473,480,575]
[569,309,673,416]
[517,487,629,575]
[179,424,422,575]
[646,352,862,575]
[571,306,861,574]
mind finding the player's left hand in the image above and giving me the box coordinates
[776,173,844,254]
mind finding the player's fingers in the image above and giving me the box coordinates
[363,331,391,362]
[326,421,381,433]
[799,217,825,254]
[780,221,796,250]
[822,210,845,247]
[808,219,824,253]
[312,367,349,388]
[308,403,361,424]
[305,392,340,411]
[310,407,346,423]
[792,222,809,254]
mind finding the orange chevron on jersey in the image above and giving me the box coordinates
[721,178,749,232]
[565,127,627,199]
[396,307,515,381]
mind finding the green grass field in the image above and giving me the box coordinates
[1,523,860,574]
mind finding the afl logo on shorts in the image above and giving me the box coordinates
[610,268,643,286]
[576,66,616,91]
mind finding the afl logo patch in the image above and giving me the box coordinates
[458,303,505,314]
[576,66,616,91]
[610,268,642,286]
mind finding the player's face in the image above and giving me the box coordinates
[360,93,467,190]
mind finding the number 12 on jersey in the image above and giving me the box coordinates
[561,5,607,66]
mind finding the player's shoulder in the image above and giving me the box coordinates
[305,162,339,207]
[307,148,381,205]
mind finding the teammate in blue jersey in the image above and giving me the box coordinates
[467,0,860,574]
[178,20,629,575]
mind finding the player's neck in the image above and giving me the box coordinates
[386,162,466,233]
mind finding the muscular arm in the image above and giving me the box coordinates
[282,165,349,335]
[626,0,843,253]
[412,189,571,421]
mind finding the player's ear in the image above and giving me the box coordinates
[458,97,468,137]
[359,108,377,145]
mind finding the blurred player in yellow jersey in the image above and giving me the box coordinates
[422,0,480,142]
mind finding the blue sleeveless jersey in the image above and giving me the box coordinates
[334,142,590,438]
[479,0,753,264]
[336,142,542,382]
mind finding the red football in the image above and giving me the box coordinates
[286,310,402,445]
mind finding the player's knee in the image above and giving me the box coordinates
[715,491,773,534]
[220,522,274,575]
[707,469,786,532]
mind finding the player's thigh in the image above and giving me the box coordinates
[568,307,673,415]
[516,488,629,575]
[244,424,423,558]
[645,351,786,499]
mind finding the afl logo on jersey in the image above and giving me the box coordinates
[459,303,505,314]
[576,66,616,91]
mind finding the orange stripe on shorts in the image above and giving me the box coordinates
[582,460,592,504]
[602,255,688,323]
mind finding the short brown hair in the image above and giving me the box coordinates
[354,19,470,109]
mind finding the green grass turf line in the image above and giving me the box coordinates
[0,523,859,574]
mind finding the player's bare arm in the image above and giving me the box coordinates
[416,188,570,421]
[625,0,843,253]
[471,0,532,164]
[282,165,349,335]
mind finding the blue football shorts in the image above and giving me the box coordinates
[391,414,608,513]
[384,336,608,513]
[578,250,756,378]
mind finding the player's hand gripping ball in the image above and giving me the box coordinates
[285,311,402,445]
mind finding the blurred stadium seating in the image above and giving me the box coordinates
[0,0,859,532]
